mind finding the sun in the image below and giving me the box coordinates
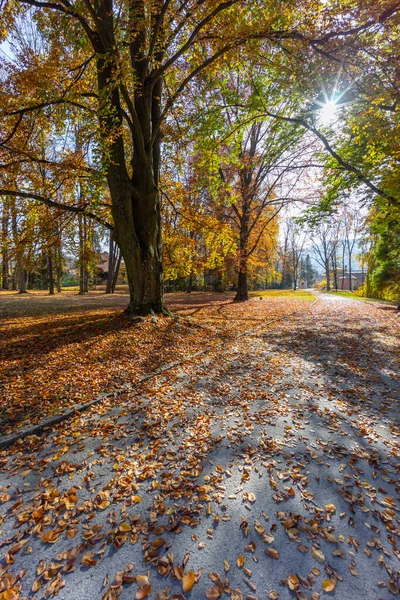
[319,101,337,125]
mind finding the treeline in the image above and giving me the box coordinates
[0,197,103,294]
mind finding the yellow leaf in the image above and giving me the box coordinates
[236,555,246,568]
[182,570,196,593]
[287,574,299,591]
[322,579,336,592]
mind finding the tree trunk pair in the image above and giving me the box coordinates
[95,50,166,316]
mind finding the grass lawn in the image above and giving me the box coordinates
[327,290,398,305]
[250,289,316,299]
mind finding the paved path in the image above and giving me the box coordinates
[0,294,399,600]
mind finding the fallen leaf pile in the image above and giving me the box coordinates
[0,291,311,434]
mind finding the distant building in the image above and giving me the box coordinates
[338,269,366,291]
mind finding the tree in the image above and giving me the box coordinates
[363,202,400,303]
[304,254,316,288]
[310,221,337,291]
[281,218,307,291]
[1,198,10,289]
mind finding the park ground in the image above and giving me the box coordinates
[0,290,399,599]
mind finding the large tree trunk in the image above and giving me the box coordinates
[19,269,27,293]
[186,272,193,294]
[48,252,55,295]
[234,212,249,302]
[78,214,85,295]
[11,198,27,293]
[95,37,167,316]
[235,269,248,301]
[325,262,331,292]
[1,200,9,289]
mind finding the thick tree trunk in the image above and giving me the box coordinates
[235,269,248,301]
[234,212,249,302]
[186,272,193,293]
[111,159,166,315]
[1,200,9,289]
[48,253,55,295]
[325,263,331,291]
[78,214,85,295]
[55,225,62,292]
[19,269,27,293]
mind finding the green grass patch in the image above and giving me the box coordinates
[249,290,315,300]
[327,290,357,299]
[327,290,397,305]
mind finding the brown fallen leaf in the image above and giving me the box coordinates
[135,584,152,600]
[287,574,299,591]
[265,548,279,559]
[182,570,196,593]
[81,552,97,567]
[205,586,222,599]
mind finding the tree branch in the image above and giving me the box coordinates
[0,190,113,230]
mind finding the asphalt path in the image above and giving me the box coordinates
[0,294,399,600]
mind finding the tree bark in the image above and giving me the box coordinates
[106,236,115,294]
[78,214,85,295]
[112,252,121,293]
[325,262,331,291]
[48,252,55,295]
[19,269,27,293]
[186,272,193,293]
[348,248,352,291]
[234,211,249,302]
[235,269,248,301]
[94,34,167,316]
[1,200,9,289]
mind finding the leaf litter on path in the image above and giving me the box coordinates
[0,293,399,599]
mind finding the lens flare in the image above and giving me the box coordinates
[319,101,337,124]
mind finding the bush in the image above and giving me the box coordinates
[354,285,367,297]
